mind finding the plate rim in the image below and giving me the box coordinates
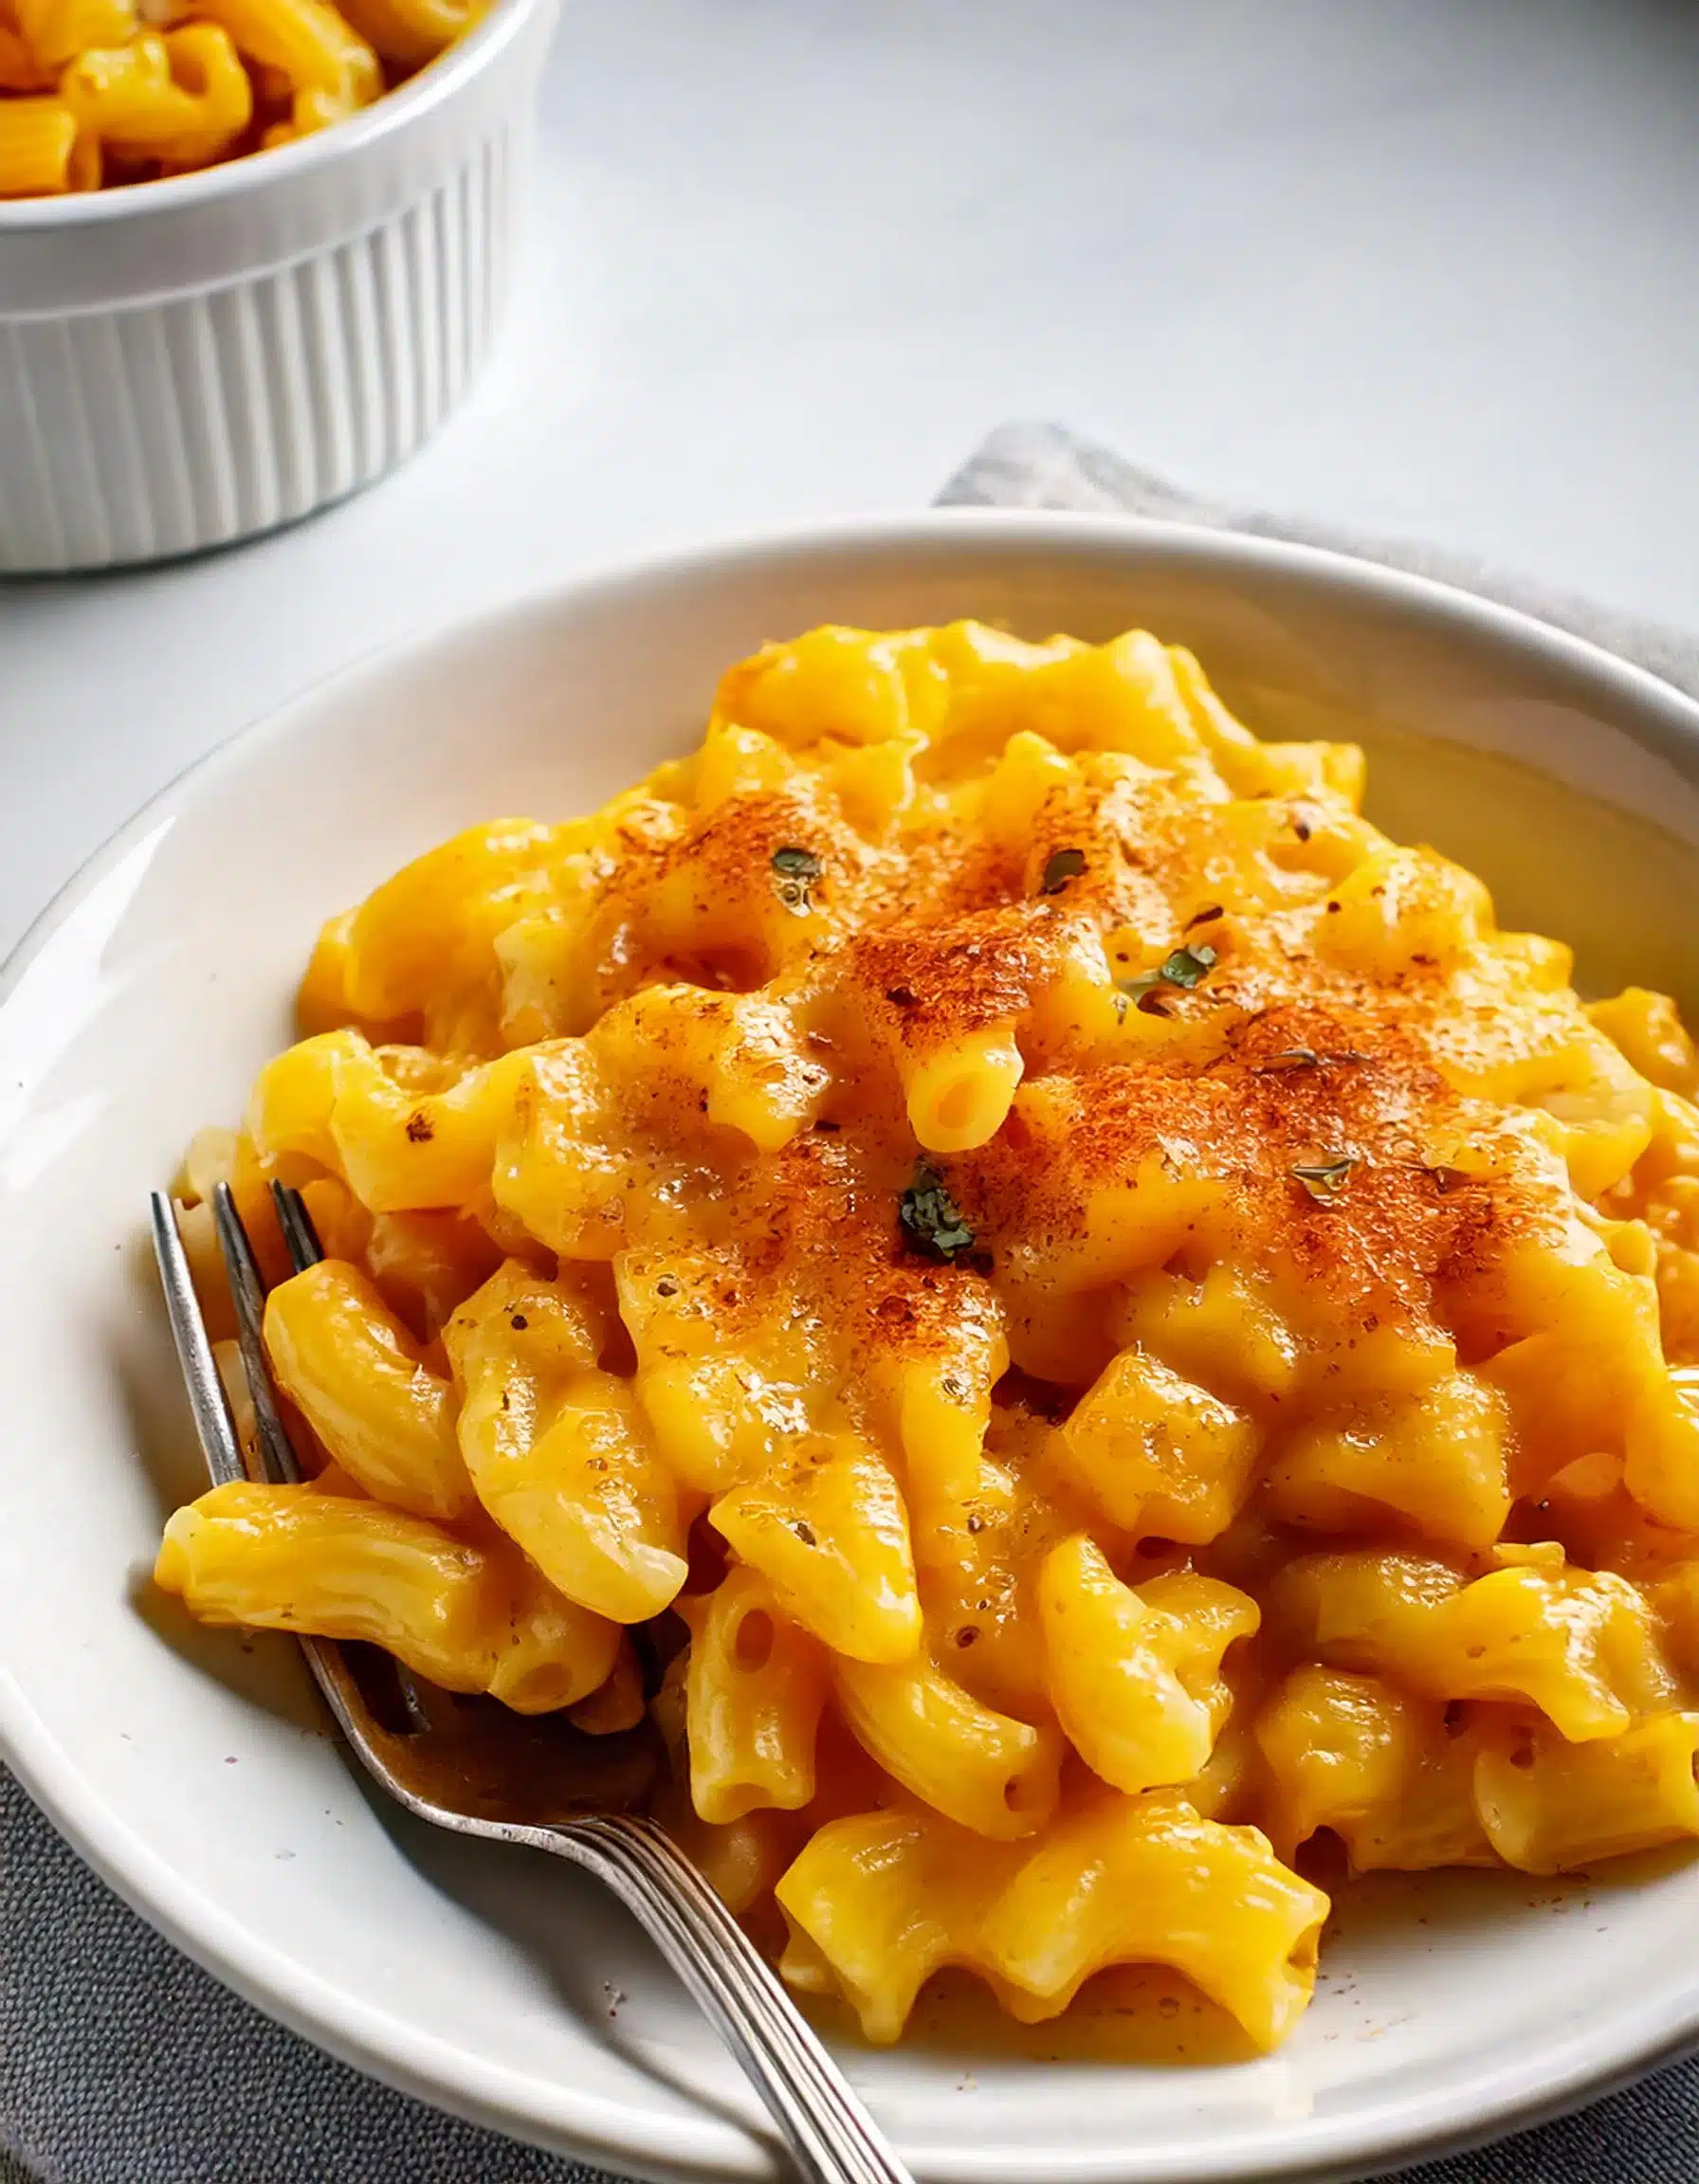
[6,506,1699,2184]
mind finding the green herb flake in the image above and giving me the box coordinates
[1039,847,1087,895]
[1116,940,1217,1010]
[899,1161,977,1263]
[1160,942,1216,988]
[771,844,822,915]
[1291,1156,1355,1204]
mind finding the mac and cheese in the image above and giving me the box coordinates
[155,621,1699,2052]
[0,0,475,192]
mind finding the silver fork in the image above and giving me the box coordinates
[150,1182,915,2184]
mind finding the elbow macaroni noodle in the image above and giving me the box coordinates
[155,620,1699,2053]
[0,0,473,192]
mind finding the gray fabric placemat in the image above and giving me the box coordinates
[937,420,1699,701]
[6,423,1698,2184]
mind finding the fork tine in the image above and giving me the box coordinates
[270,1179,324,1274]
[267,1178,438,1732]
[155,1190,434,1754]
[150,1191,246,1489]
[210,1183,304,1487]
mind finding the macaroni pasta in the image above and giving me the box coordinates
[0,0,471,191]
[155,620,1699,2053]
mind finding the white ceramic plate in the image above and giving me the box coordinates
[6,513,1699,2184]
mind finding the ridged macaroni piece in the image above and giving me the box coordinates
[444,1263,690,1625]
[60,24,249,163]
[679,1567,828,1824]
[831,1647,1063,1839]
[776,1793,1328,2049]
[13,0,132,69]
[0,86,96,186]
[263,1258,471,1520]
[329,0,473,66]
[189,0,377,139]
[1254,1664,1699,1876]
[157,620,1699,2054]
[1038,1542,1258,1793]
[1253,1666,1495,1870]
[0,9,41,90]
[155,1480,619,1712]
[0,0,473,191]
[1270,1548,1679,1741]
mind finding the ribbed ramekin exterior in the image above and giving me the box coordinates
[0,115,525,573]
[0,125,517,572]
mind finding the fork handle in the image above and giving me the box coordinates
[538,1814,915,2184]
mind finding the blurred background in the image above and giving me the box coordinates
[2,0,1696,952]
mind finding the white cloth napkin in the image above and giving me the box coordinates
[6,423,1697,2184]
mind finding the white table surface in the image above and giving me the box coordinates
[2,0,1696,964]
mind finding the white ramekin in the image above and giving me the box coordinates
[0,0,556,574]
